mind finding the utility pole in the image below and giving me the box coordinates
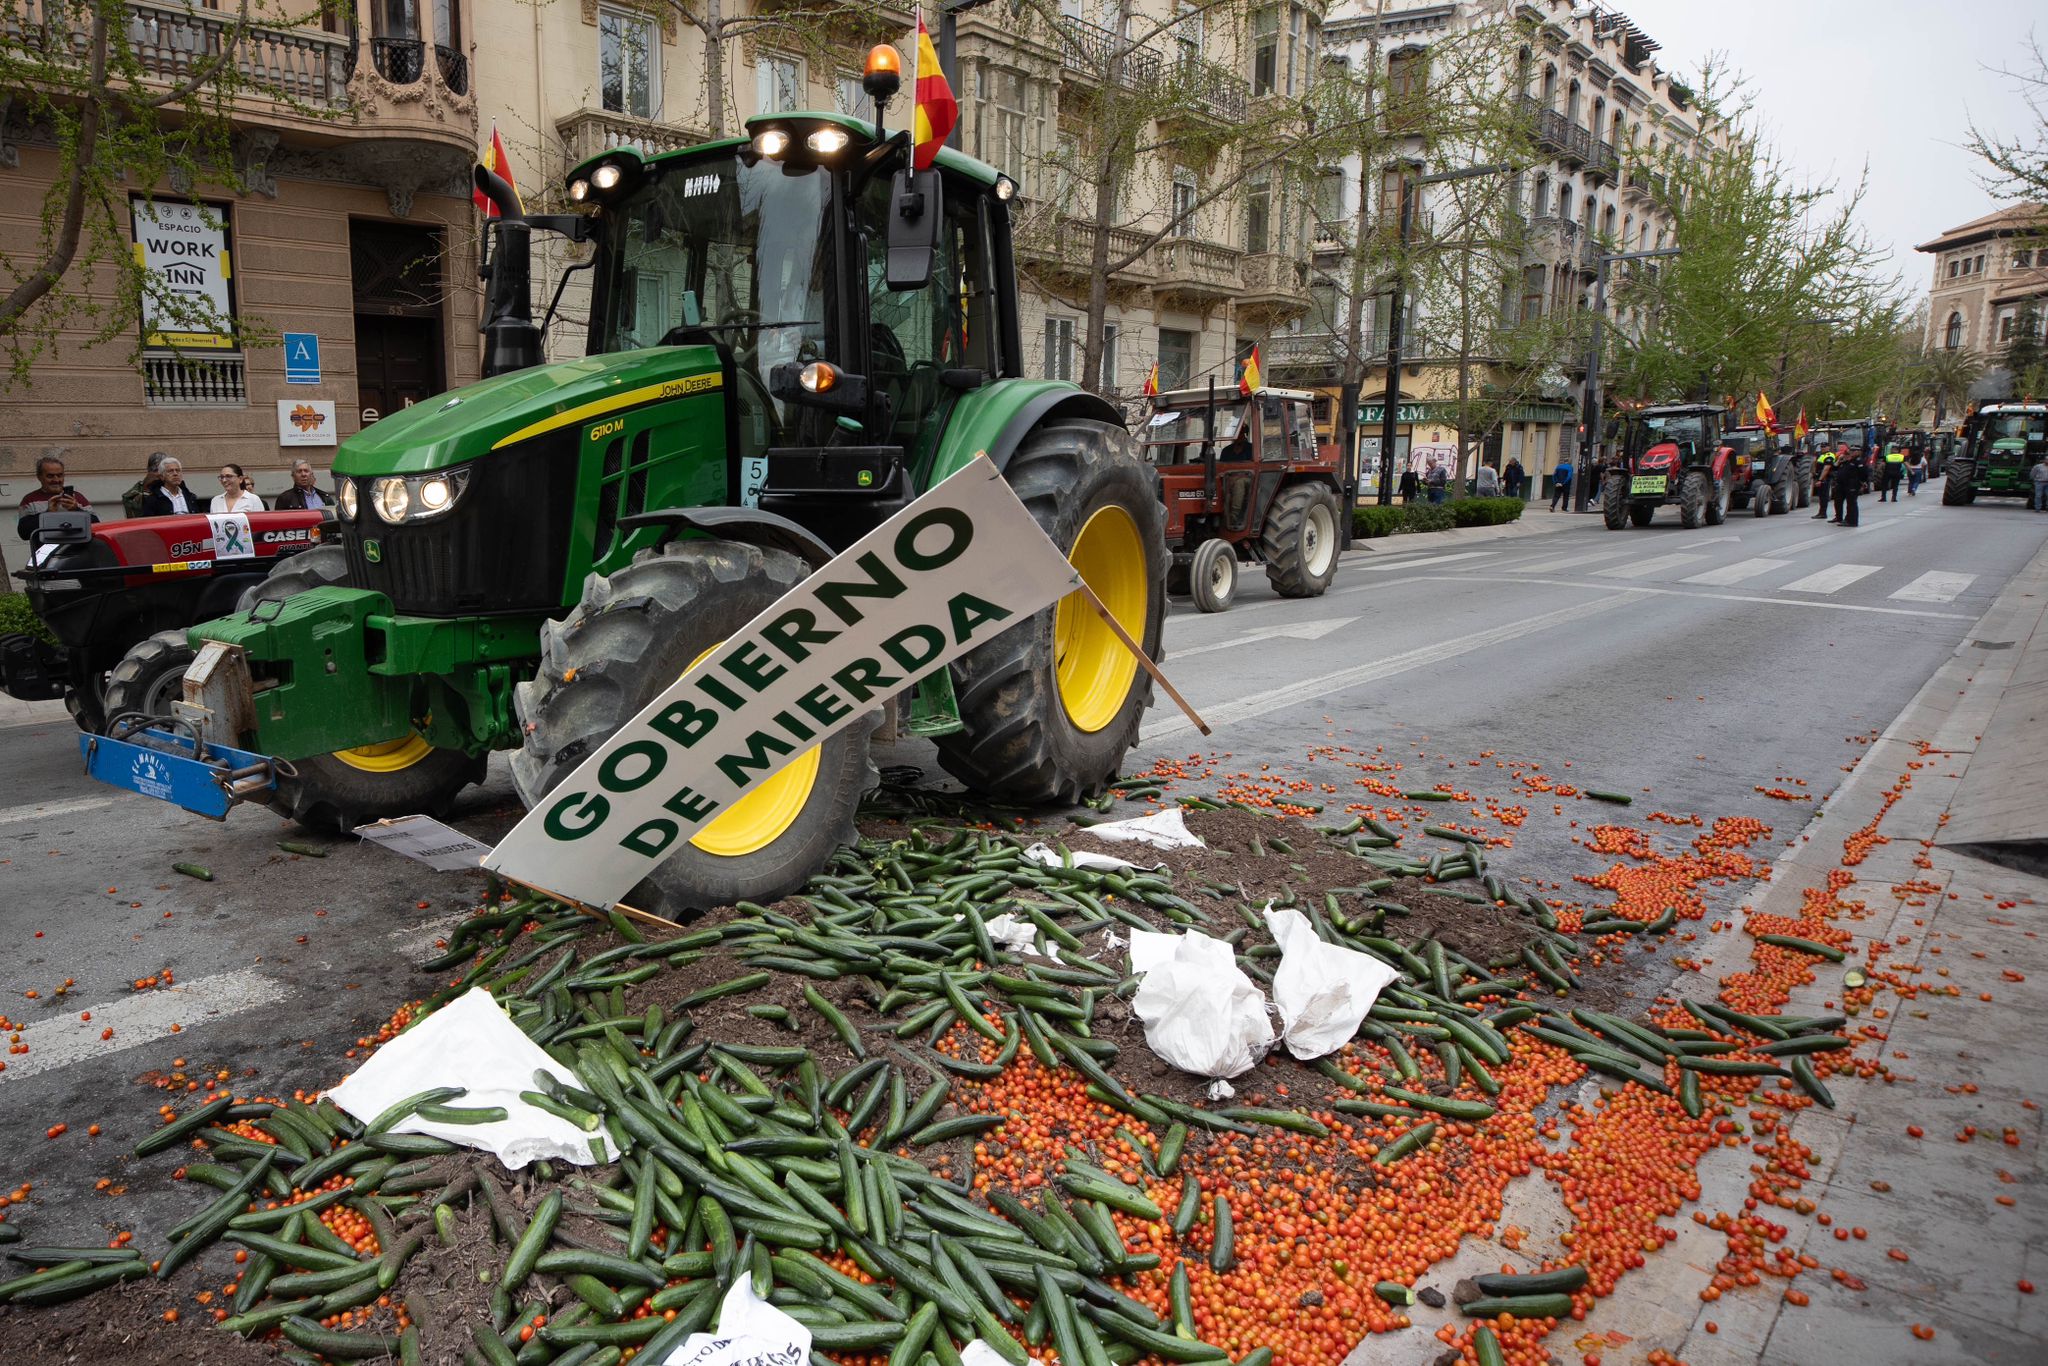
[937,0,996,87]
[1576,244,1680,510]
[1375,161,1509,504]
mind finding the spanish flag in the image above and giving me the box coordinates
[1237,344,1263,397]
[1793,409,1808,442]
[1142,362,1161,397]
[1755,391,1777,434]
[472,122,520,217]
[911,11,958,172]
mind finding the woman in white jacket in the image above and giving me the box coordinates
[211,463,265,514]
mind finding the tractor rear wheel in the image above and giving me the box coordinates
[1601,473,1628,529]
[1751,482,1771,518]
[1190,538,1236,613]
[1942,458,1977,505]
[1262,482,1341,597]
[103,630,196,726]
[236,544,480,831]
[512,541,877,918]
[1678,471,1709,529]
[935,418,1167,806]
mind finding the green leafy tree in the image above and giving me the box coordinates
[0,0,332,385]
[1967,34,2048,206]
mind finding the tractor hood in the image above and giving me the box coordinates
[335,345,724,476]
[1639,443,1679,471]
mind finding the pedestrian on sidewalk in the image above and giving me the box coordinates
[1834,448,1864,527]
[1550,458,1574,511]
[1504,456,1526,499]
[1426,461,1448,504]
[1475,462,1500,497]
[1398,466,1419,504]
[2031,456,2048,512]
[1905,445,1927,497]
[1812,447,1835,519]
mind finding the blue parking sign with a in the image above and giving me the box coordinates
[283,332,320,384]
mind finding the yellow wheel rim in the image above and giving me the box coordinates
[681,645,822,857]
[1054,504,1148,734]
[332,733,436,773]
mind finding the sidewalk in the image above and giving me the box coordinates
[0,694,68,730]
[1341,502,1588,559]
[1502,535,2048,1363]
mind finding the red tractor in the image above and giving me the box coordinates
[1601,403,1738,529]
[1139,384,1345,612]
[3,508,330,730]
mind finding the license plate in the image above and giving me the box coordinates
[1630,475,1667,495]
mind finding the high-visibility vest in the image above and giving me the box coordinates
[1885,449,1905,464]
[1816,452,1836,467]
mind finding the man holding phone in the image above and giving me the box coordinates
[15,455,94,539]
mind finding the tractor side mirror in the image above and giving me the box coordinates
[886,167,942,291]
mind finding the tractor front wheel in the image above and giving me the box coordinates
[936,418,1167,806]
[1942,458,1977,506]
[237,544,479,831]
[102,629,196,727]
[1678,471,1710,529]
[1751,482,1771,518]
[1703,474,1730,525]
[1601,473,1628,530]
[512,541,877,918]
[1262,482,1341,597]
[1190,539,1237,613]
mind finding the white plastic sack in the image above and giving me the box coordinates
[657,1279,811,1366]
[326,988,602,1169]
[1127,929,1274,1079]
[1024,842,1141,872]
[985,911,1061,962]
[962,1342,1046,1366]
[1266,907,1399,1060]
[1078,807,1205,850]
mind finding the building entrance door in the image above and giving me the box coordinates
[350,219,445,426]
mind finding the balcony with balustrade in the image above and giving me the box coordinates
[1150,237,1242,306]
[1237,251,1312,325]
[1014,213,1159,291]
[557,110,713,173]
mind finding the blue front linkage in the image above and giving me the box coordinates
[80,727,281,820]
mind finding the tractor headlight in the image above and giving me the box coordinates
[591,163,623,192]
[337,479,358,521]
[373,476,411,524]
[807,127,850,155]
[994,175,1018,201]
[754,129,790,159]
[569,178,590,203]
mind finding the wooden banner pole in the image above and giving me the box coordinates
[1078,584,1210,736]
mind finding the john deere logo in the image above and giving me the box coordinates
[363,540,382,563]
[858,468,874,487]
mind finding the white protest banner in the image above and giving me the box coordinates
[484,456,1083,907]
[354,815,494,872]
[207,512,254,560]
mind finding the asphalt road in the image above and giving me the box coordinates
[2,481,2042,1252]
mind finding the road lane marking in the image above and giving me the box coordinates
[1141,593,1643,745]
[1595,553,1705,580]
[1889,571,1976,604]
[1170,617,1358,660]
[0,796,115,827]
[0,968,288,1084]
[1449,575,1971,620]
[1676,536,1743,548]
[1681,557,1790,587]
[1504,549,1633,574]
[1782,563,1880,595]
[1353,550,1500,572]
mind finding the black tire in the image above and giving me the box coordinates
[512,541,877,918]
[1792,455,1812,509]
[237,542,479,832]
[1751,482,1770,518]
[103,629,196,725]
[1600,473,1629,530]
[1942,458,1976,506]
[1730,483,1750,511]
[65,675,106,733]
[1769,479,1790,515]
[1261,482,1341,597]
[1703,473,1729,526]
[1190,539,1237,613]
[234,544,352,611]
[935,418,1167,806]
[1678,470,1709,529]
[1629,502,1656,527]
[1166,561,1192,597]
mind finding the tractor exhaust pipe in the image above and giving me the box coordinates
[476,165,543,378]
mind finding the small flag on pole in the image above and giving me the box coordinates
[1756,391,1777,434]
[911,11,958,172]
[1142,362,1161,397]
[473,123,520,217]
[1237,345,1263,397]
[1793,409,1808,442]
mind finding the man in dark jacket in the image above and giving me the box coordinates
[1832,448,1864,527]
[139,458,200,517]
[1398,466,1420,503]
[121,452,168,519]
[273,460,334,512]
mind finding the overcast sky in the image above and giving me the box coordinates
[1615,0,2042,303]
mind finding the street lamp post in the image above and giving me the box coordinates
[936,0,996,86]
[1373,162,1510,506]
[1575,244,1680,511]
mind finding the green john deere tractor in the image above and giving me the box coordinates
[91,80,1167,915]
[1942,403,2047,505]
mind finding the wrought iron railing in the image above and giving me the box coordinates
[371,35,423,85]
[436,42,467,96]
[1059,17,1248,122]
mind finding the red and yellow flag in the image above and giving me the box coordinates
[473,123,520,217]
[1237,345,1263,397]
[1755,391,1777,433]
[911,12,958,171]
[1142,362,1161,397]
[1793,409,1808,442]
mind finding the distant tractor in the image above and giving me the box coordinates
[1943,403,2048,505]
[1723,424,1809,516]
[1600,403,1736,529]
[1138,385,1345,612]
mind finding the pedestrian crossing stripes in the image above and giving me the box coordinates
[1781,563,1881,595]
[1354,550,1498,573]
[1680,557,1791,587]
[1595,552,1704,580]
[1889,571,1976,604]
[1510,549,1633,574]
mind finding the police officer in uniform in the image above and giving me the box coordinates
[1833,445,1864,527]
[1812,446,1836,519]
[1878,442,1906,502]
